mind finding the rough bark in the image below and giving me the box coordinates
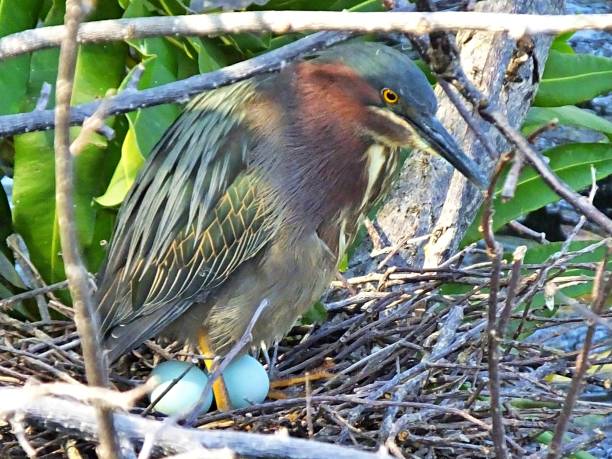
[374,0,565,268]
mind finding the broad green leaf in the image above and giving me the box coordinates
[95,127,145,207]
[550,32,574,54]
[535,50,612,106]
[463,143,612,245]
[191,38,228,74]
[97,0,180,208]
[523,106,612,141]
[12,0,126,283]
[0,0,44,115]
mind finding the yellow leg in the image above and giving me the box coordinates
[198,332,232,412]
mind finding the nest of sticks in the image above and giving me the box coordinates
[0,240,610,458]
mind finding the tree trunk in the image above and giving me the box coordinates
[373,0,564,268]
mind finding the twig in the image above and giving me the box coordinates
[480,154,510,459]
[482,109,612,235]
[507,220,549,244]
[52,1,120,457]
[0,281,69,310]
[70,97,114,155]
[546,248,612,459]
[305,372,314,438]
[1,11,612,60]
[497,245,526,337]
[186,299,269,423]
[34,82,52,111]
[10,411,37,459]
[501,118,558,200]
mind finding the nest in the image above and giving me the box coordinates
[0,242,610,458]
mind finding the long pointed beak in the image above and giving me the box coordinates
[410,114,487,190]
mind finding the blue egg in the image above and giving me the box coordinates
[222,355,270,409]
[149,360,213,416]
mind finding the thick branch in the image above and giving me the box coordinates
[5,392,393,459]
[1,11,611,60]
[53,0,119,457]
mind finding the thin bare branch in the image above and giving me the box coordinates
[1,11,612,60]
[481,154,510,459]
[546,249,612,459]
[53,1,120,457]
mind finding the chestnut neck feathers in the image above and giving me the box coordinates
[248,60,389,239]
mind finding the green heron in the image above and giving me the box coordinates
[96,42,485,410]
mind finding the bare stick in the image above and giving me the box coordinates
[1,11,612,60]
[0,281,69,310]
[546,249,612,459]
[481,154,510,459]
[52,1,119,457]
[186,299,269,424]
[498,245,526,336]
[482,110,612,236]
[8,392,394,459]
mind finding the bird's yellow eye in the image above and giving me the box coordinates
[381,88,399,105]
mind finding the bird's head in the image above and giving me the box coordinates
[308,42,487,189]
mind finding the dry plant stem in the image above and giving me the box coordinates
[546,251,612,459]
[480,155,510,459]
[500,151,524,201]
[0,280,69,310]
[10,393,394,459]
[500,119,557,200]
[53,1,119,458]
[507,220,548,244]
[482,109,612,235]
[497,245,526,337]
[1,11,612,60]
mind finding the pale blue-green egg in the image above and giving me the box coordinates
[149,360,213,416]
[223,355,270,408]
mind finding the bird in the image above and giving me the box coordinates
[95,41,486,410]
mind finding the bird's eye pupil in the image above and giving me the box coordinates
[382,88,399,104]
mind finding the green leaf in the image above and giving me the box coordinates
[190,37,228,74]
[523,106,612,141]
[535,50,612,106]
[0,0,44,115]
[463,143,612,245]
[95,127,145,207]
[12,0,126,283]
[550,32,574,54]
[536,431,596,459]
[97,0,181,207]
[300,301,328,325]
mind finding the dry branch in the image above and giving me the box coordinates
[0,11,611,60]
[0,390,393,459]
[0,30,351,138]
[52,0,119,457]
